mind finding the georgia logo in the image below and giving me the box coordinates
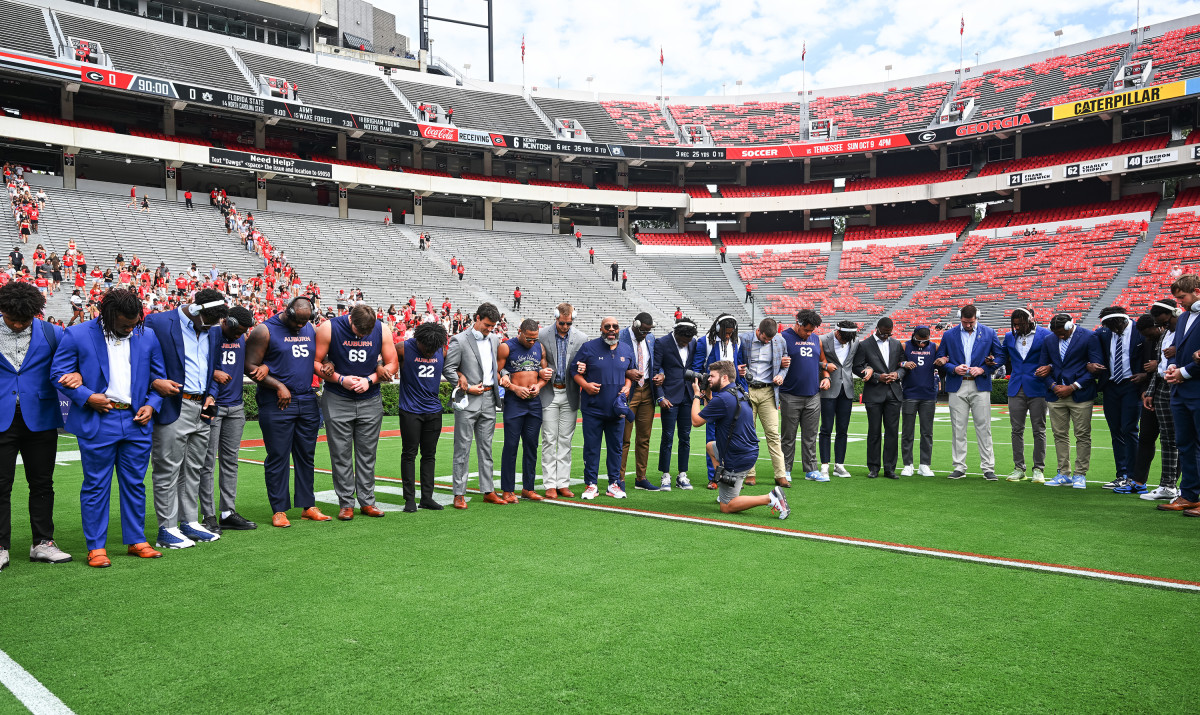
[84,70,104,82]
[918,131,936,143]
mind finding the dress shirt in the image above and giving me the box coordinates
[474,331,494,386]
[1109,324,1133,382]
[750,337,772,382]
[177,307,210,394]
[555,331,569,381]
[678,343,689,368]
[1013,330,1033,360]
[874,334,889,362]
[960,326,977,367]
[105,334,133,404]
[1159,329,1175,377]
[834,340,850,365]
[0,319,31,372]
[718,339,736,363]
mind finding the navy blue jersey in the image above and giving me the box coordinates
[502,337,543,416]
[576,338,635,417]
[700,386,759,473]
[214,333,246,406]
[780,327,821,397]
[326,314,383,401]
[397,337,444,414]
[259,313,316,400]
[902,340,938,400]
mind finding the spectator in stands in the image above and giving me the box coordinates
[589,247,595,264]
[621,270,628,291]
[1037,313,1102,489]
[449,256,457,274]
[139,195,150,213]
[1094,307,1146,492]
[611,261,619,281]
[8,248,21,273]
[900,326,938,478]
[998,309,1052,483]
[575,231,582,248]
[744,283,754,303]
[126,187,137,208]
[512,287,521,310]
[935,305,1002,481]
[719,245,727,263]
[446,107,454,124]
[444,303,505,509]
[384,208,391,226]
[1140,219,1149,242]
[184,190,193,210]
[457,263,465,281]
[68,290,84,326]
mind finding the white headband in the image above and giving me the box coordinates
[837,325,858,334]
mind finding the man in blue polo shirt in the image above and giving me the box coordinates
[574,316,634,500]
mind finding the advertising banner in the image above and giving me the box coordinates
[208,148,333,179]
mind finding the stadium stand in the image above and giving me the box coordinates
[950,43,1129,119]
[1173,185,1200,209]
[526,179,590,190]
[599,101,676,144]
[458,172,521,184]
[719,229,834,246]
[639,253,749,322]
[54,12,255,92]
[0,0,55,57]
[976,193,1158,230]
[635,231,713,246]
[1128,24,1200,85]
[843,218,970,243]
[310,154,377,169]
[238,51,405,119]
[531,96,635,144]
[839,240,955,308]
[668,101,807,145]
[978,135,1169,177]
[20,111,115,133]
[806,83,954,140]
[1115,211,1200,308]
[128,128,212,146]
[718,182,834,198]
[391,78,552,137]
[845,168,969,192]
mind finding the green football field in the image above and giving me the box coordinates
[1,404,1198,713]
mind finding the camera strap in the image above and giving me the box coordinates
[717,387,748,474]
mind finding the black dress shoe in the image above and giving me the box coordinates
[219,511,258,530]
[403,500,418,513]
[884,472,899,479]
[867,471,879,479]
[418,499,445,511]
[201,515,223,534]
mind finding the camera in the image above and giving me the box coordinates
[712,465,740,487]
[683,368,709,392]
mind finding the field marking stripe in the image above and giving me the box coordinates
[0,650,74,715]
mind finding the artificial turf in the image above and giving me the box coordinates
[1,404,1197,713]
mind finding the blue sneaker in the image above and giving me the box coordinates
[179,521,221,542]
[805,470,829,482]
[1113,480,1148,495]
[1045,474,1073,486]
[1072,475,1087,490]
[633,478,660,491]
[155,526,195,550]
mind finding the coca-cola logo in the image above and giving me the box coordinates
[420,125,458,142]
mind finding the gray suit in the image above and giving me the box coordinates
[444,330,502,495]
[819,332,858,399]
[538,325,587,489]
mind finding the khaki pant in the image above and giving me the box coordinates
[620,383,655,480]
[1048,399,1093,476]
[948,379,995,473]
[746,385,785,480]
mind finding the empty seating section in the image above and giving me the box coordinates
[459,172,520,184]
[55,13,253,92]
[21,111,114,133]
[668,101,807,145]
[843,218,969,243]
[636,232,712,246]
[638,254,748,322]
[1115,211,1200,308]
[898,222,1139,329]
[1129,25,1200,85]
[599,101,676,144]
[398,166,452,177]
[977,193,1158,230]
[392,79,551,137]
[718,182,833,198]
[838,241,953,311]
[310,155,376,169]
[531,97,633,144]
[952,44,1128,119]
[240,52,403,119]
[720,229,834,246]
[806,83,953,140]
[845,168,968,191]
[0,1,54,56]
[526,179,589,190]
[129,128,210,145]
[626,183,709,197]
[736,249,884,322]
[1173,186,1200,209]
[979,135,1168,176]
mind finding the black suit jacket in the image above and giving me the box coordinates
[853,336,907,403]
[653,336,696,406]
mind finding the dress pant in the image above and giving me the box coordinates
[620,383,655,479]
[819,394,854,464]
[901,398,935,467]
[258,392,321,512]
[1007,390,1047,470]
[200,402,245,518]
[0,406,57,549]
[948,379,995,473]
[864,398,901,474]
[779,391,820,477]
[151,398,211,529]
[399,410,441,503]
[1102,380,1141,479]
[78,409,151,550]
[582,412,624,487]
[1172,399,1200,502]
[657,401,691,476]
[501,410,542,492]
[1134,380,1178,488]
[322,389,384,508]
[1048,399,1093,476]
[451,402,496,495]
[540,389,577,489]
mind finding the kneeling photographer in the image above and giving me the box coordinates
[691,361,790,519]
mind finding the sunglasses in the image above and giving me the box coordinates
[602,324,619,330]
[557,320,572,326]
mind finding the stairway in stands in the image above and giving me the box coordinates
[1080,227,1158,325]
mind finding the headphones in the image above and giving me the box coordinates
[1052,313,1075,332]
[1100,312,1131,326]
[959,307,980,319]
[285,295,313,322]
[187,298,226,318]
[1012,307,1033,321]
[1153,300,1183,317]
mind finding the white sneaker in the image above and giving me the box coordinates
[833,464,852,478]
[660,474,672,491]
[820,464,829,478]
[581,484,599,500]
[1141,485,1180,501]
[918,464,935,477]
[606,483,627,499]
[900,464,914,477]
[676,473,693,490]
[156,526,195,550]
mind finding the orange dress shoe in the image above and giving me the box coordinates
[744,477,757,486]
[706,481,718,490]
[1157,497,1200,511]
[544,488,558,499]
[301,507,332,521]
[503,491,519,504]
[272,511,292,528]
[337,507,355,521]
[521,490,545,501]
[87,549,111,568]
[127,543,162,559]
[483,492,508,505]
[453,495,468,509]
[360,504,385,517]
[557,488,575,498]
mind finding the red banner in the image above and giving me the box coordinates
[791,133,911,157]
[723,145,794,160]
[418,124,458,142]
[80,66,136,89]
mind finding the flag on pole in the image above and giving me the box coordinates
[802,42,806,61]
[960,16,964,35]
[521,35,525,63]
[660,46,664,65]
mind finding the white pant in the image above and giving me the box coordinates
[540,389,577,488]
[948,379,995,472]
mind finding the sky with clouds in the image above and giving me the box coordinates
[375,0,1200,98]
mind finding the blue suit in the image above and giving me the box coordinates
[1168,311,1200,502]
[1095,325,1145,480]
[1039,328,1103,403]
[935,324,1004,393]
[51,319,165,550]
[144,309,220,425]
[691,335,745,482]
[653,336,696,476]
[0,319,64,432]
[1000,326,1053,399]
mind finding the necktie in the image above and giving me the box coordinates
[637,342,646,387]
[1114,333,1127,381]
[1060,336,1069,361]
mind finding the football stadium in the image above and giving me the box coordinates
[0,0,1199,711]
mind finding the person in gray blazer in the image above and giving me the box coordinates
[818,320,860,478]
[443,302,505,508]
[852,317,908,479]
[738,318,791,486]
[537,302,588,498]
